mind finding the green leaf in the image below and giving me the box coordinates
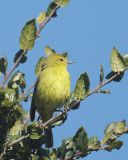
[64,92,80,110]
[23,92,33,102]
[37,12,46,24]
[30,135,45,149]
[19,19,37,50]
[31,154,40,160]
[111,47,126,73]
[88,136,100,150]
[115,120,126,134]
[106,71,124,82]
[8,71,26,89]
[37,148,50,160]
[64,137,75,160]
[55,0,71,7]
[35,56,46,76]
[6,104,22,129]
[0,91,5,104]
[102,131,114,145]
[0,54,8,73]
[74,72,90,100]
[73,126,88,155]
[102,121,126,146]
[46,2,58,17]
[62,52,69,58]
[14,49,27,64]
[5,88,18,102]
[50,148,57,160]
[104,122,117,134]
[124,54,128,66]
[99,64,104,82]
[98,90,110,94]
[57,137,75,159]
[45,45,56,57]
[49,114,67,127]
[88,136,98,146]
[57,138,66,158]
[106,140,123,151]
[27,122,44,139]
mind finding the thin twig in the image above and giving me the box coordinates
[0,50,27,90]
[36,4,60,36]
[20,81,36,97]
[0,147,7,159]
[22,114,30,128]
[0,130,11,159]
[8,134,29,148]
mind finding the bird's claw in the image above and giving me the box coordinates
[62,108,68,116]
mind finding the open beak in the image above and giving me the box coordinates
[67,60,75,64]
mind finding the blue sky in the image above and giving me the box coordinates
[0,0,128,159]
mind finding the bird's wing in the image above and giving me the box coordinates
[30,78,39,121]
[30,65,47,121]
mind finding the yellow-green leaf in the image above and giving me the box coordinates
[55,0,71,7]
[19,19,37,50]
[111,47,126,73]
[35,56,46,76]
[115,120,126,134]
[98,90,110,94]
[45,45,56,57]
[124,54,128,66]
[102,131,113,145]
[104,122,117,134]
[37,12,46,24]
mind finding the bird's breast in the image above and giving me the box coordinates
[34,67,70,113]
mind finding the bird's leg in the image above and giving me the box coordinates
[38,114,44,127]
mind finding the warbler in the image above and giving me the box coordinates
[30,53,74,148]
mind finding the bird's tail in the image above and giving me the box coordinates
[45,128,53,148]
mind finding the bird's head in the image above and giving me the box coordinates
[45,54,74,69]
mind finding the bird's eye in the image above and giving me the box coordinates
[60,58,64,61]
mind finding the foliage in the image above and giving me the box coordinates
[0,0,128,160]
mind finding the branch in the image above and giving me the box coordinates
[8,134,29,148]
[0,4,60,90]
[20,81,36,97]
[39,67,128,128]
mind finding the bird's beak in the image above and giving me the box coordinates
[67,60,75,64]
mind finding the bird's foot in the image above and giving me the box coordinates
[62,108,68,116]
[38,117,43,127]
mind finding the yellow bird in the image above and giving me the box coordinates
[30,53,74,148]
